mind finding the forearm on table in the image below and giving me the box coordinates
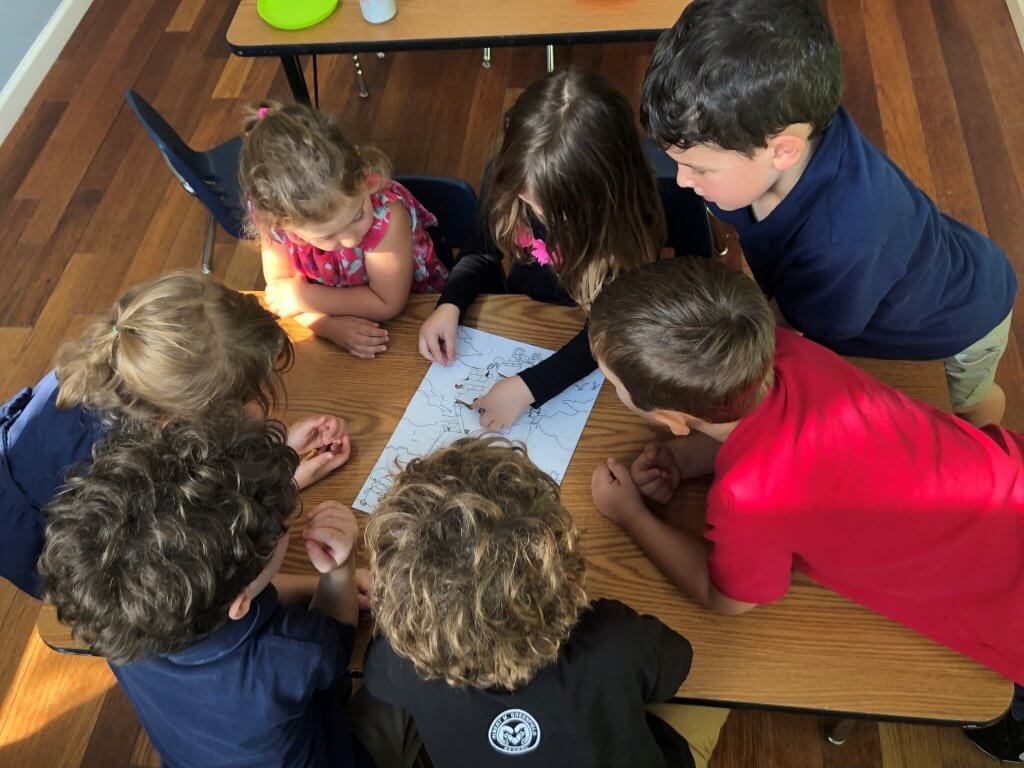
[666,433,721,478]
[310,561,359,628]
[519,328,596,406]
[303,283,408,322]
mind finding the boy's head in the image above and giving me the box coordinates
[39,416,300,664]
[365,436,588,691]
[589,257,775,432]
[640,0,842,210]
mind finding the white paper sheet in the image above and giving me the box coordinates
[353,326,604,512]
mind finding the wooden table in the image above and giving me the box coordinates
[226,0,688,102]
[38,294,1012,724]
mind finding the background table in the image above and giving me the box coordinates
[38,294,1012,724]
[226,0,689,102]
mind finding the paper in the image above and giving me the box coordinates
[353,326,604,512]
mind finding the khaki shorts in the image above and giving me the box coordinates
[944,311,1013,410]
[647,703,730,768]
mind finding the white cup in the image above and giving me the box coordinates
[359,0,396,24]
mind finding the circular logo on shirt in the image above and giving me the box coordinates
[488,708,541,755]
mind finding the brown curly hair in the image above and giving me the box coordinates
[54,271,292,427]
[486,69,666,309]
[239,100,392,233]
[39,415,300,663]
[365,436,588,691]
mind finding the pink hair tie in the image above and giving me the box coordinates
[257,107,270,120]
[515,226,556,267]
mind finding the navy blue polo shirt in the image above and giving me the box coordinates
[0,370,104,596]
[111,586,366,768]
[711,107,1017,359]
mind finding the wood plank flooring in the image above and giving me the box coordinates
[0,0,1021,765]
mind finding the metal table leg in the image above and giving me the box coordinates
[280,54,311,104]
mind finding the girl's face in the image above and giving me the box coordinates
[290,187,374,251]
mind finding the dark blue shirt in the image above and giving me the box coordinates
[0,370,104,596]
[111,586,365,768]
[711,107,1017,359]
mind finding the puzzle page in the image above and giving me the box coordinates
[353,326,604,512]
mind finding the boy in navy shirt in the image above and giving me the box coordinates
[641,0,1017,428]
[39,416,425,768]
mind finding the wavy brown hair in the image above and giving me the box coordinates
[239,100,392,233]
[365,436,588,690]
[486,69,666,309]
[39,416,300,663]
[54,271,292,427]
[590,257,775,423]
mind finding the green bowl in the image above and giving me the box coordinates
[257,0,339,31]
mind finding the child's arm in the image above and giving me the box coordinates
[304,501,360,628]
[287,415,352,490]
[592,459,757,616]
[282,204,416,322]
[631,433,721,503]
[260,227,298,282]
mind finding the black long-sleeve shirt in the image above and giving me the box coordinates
[436,252,597,407]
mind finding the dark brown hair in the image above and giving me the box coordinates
[486,69,666,309]
[55,271,292,427]
[365,436,588,691]
[239,100,391,233]
[590,257,775,422]
[39,416,300,663]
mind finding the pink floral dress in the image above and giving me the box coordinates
[271,180,448,293]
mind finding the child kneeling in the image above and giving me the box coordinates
[40,416,423,768]
[362,436,727,768]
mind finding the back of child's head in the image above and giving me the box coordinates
[486,68,666,308]
[590,257,775,423]
[365,436,588,691]
[39,414,299,663]
[239,100,391,233]
[55,271,292,426]
[641,0,842,154]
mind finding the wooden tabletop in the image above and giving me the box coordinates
[38,294,1012,723]
[227,0,687,55]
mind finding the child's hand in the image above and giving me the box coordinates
[418,304,460,366]
[472,376,534,430]
[330,317,389,359]
[289,415,351,490]
[591,458,649,528]
[355,567,372,611]
[631,443,682,504]
[265,274,313,318]
[303,501,359,573]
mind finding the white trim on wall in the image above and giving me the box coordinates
[1008,0,1024,51]
[0,0,95,148]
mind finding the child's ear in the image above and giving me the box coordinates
[228,590,253,621]
[651,410,692,436]
[767,133,807,172]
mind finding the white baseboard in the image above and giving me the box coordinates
[1009,0,1024,51]
[0,0,95,148]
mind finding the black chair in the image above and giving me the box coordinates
[125,90,246,274]
[643,138,716,260]
[393,176,479,270]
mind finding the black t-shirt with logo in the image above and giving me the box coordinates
[363,599,696,768]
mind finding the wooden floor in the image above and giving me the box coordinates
[0,0,1021,765]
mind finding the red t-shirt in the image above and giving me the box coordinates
[708,328,1024,682]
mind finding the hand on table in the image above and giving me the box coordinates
[418,304,459,365]
[472,376,534,430]
[328,316,389,359]
[288,415,351,490]
[303,501,359,573]
[591,458,650,529]
[631,442,682,504]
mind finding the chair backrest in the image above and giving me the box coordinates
[125,90,246,239]
[393,176,479,270]
[642,138,714,259]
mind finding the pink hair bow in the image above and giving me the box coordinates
[514,227,556,267]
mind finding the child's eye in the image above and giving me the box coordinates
[692,167,708,177]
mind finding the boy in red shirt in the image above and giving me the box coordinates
[588,257,1024,760]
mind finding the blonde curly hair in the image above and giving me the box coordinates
[365,436,588,691]
[239,100,392,233]
[54,271,292,426]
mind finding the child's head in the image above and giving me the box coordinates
[365,436,588,691]
[39,415,299,663]
[486,68,666,308]
[640,0,842,211]
[240,101,391,251]
[55,271,292,425]
[590,257,775,430]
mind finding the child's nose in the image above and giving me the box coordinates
[676,166,695,188]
